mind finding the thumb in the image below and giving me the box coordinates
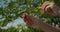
[23,13,34,26]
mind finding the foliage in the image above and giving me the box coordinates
[0,0,60,32]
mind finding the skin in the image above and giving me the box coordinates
[24,13,60,32]
[23,1,60,32]
[40,1,60,17]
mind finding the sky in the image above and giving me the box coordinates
[0,17,26,29]
[0,0,26,29]
[0,0,59,30]
[0,0,16,8]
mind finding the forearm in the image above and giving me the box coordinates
[37,21,60,32]
[24,13,60,32]
[30,17,60,32]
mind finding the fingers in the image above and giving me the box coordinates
[23,13,34,26]
[40,1,60,17]
[41,1,50,11]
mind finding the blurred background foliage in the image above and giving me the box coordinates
[0,0,60,32]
